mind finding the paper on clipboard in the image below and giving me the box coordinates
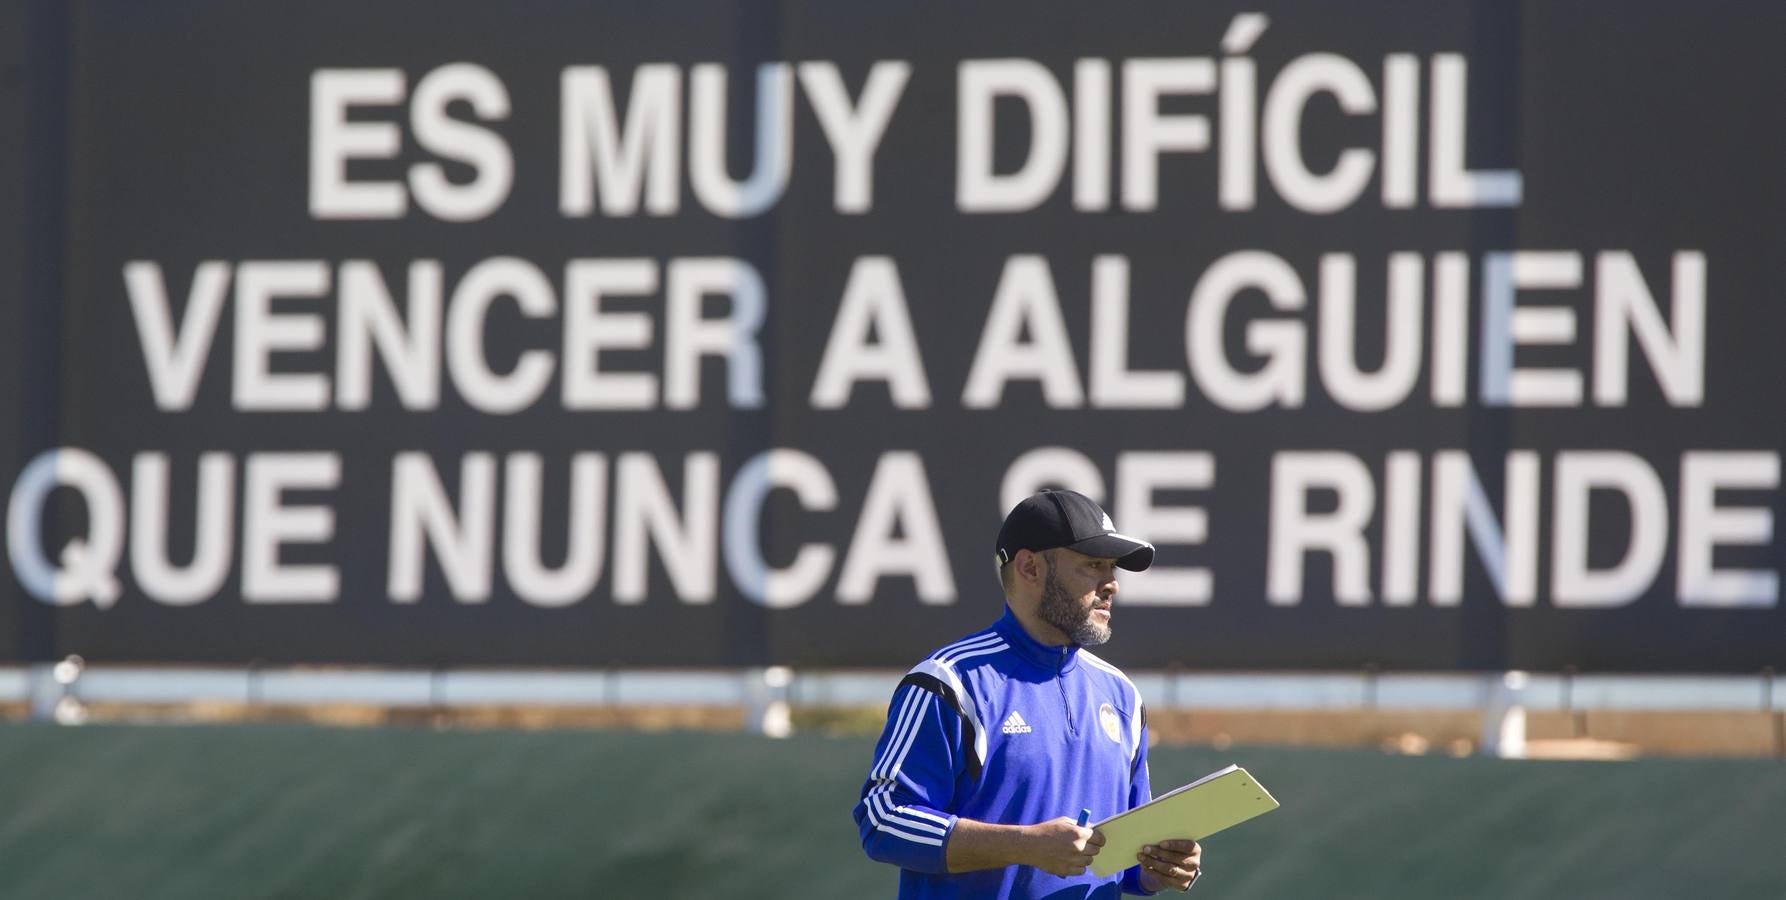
[1087,764,1280,877]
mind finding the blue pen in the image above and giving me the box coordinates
[1077,809,1091,827]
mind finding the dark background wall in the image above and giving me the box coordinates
[0,0,1781,671]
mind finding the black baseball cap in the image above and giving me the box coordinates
[995,490,1155,572]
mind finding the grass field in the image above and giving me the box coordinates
[0,724,1781,899]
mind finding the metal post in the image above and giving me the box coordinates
[26,664,58,721]
[1481,670,1529,759]
[29,655,87,725]
[1767,668,1782,760]
[1564,665,1585,738]
[744,666,794,738]
[247,660,264,708]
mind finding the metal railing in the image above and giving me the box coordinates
[7,661,1781,756]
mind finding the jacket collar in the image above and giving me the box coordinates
[993,606,1079,673]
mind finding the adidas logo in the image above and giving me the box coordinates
[1000,711,1033,734]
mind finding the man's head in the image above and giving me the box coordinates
[995,490,1154,647]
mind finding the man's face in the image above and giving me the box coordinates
[1035,548,1120,646]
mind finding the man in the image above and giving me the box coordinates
[853,489,1203,898]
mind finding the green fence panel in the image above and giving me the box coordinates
[0,725,1780,899]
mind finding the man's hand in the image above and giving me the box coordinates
[1135,839,1201,893]
[1018,816,1105,876]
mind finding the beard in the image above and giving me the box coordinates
[1037,556,1111,646]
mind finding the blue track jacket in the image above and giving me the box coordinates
[853,608,1162,898]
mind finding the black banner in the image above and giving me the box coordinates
[1,0,1781,671]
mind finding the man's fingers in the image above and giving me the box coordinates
[1137,837,1199,891]
[1140,846,1202,882]
[1072,827,1102,856]
[1142,842,1200,864]
[1139,851,1186,869]
[1138,854,1197,886]
[1144,849,1197,866]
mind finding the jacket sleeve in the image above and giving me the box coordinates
[852,679,966,874]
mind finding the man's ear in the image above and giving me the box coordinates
[1015,548,1044,586]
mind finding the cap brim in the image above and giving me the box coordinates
[1068,533,1155,572]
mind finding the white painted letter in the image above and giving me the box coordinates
[504,452,607,607]
[1122,59,1215,211]
[797,61,910,213]
[957,60,1069,212]
[336,260,443,410]
[243,452,340,603]
[689,64,794,217]
[310,69,406,218]
[445,257,557,414]
[1429,55,1521,207]
[131,453,235,606]
[665,258,766,409]
[962,256,1083,408]
[1091,255,1185,408]
[1115,452,1213,605]
[124,261,232,411]
[810,257,931,409]
[560,65,682,216]
[1186,251,1307,411]
[562,258,659,410]
[7,449,125,607]
[724,449,839,608]
[1678,452,1778,607]
[837,452,955,604]
[1318,253,1423,411]
[1261,53,1376,213]
[1594,251,1705,407]
[1000,447,1106,515]
[1268,452,1374,606]
[233,261,331,411]
[612,453,719,604]
[1479,251,1583,407]
[408,63,513,221]
[388,452,495,603]
[1428,451,1540,606]
[1551,451,1667,607]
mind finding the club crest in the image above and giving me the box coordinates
[1098,702,1123,744]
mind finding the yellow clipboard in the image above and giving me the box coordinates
[1088,764,1280,877]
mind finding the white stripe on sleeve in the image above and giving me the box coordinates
[871,686,924,780]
